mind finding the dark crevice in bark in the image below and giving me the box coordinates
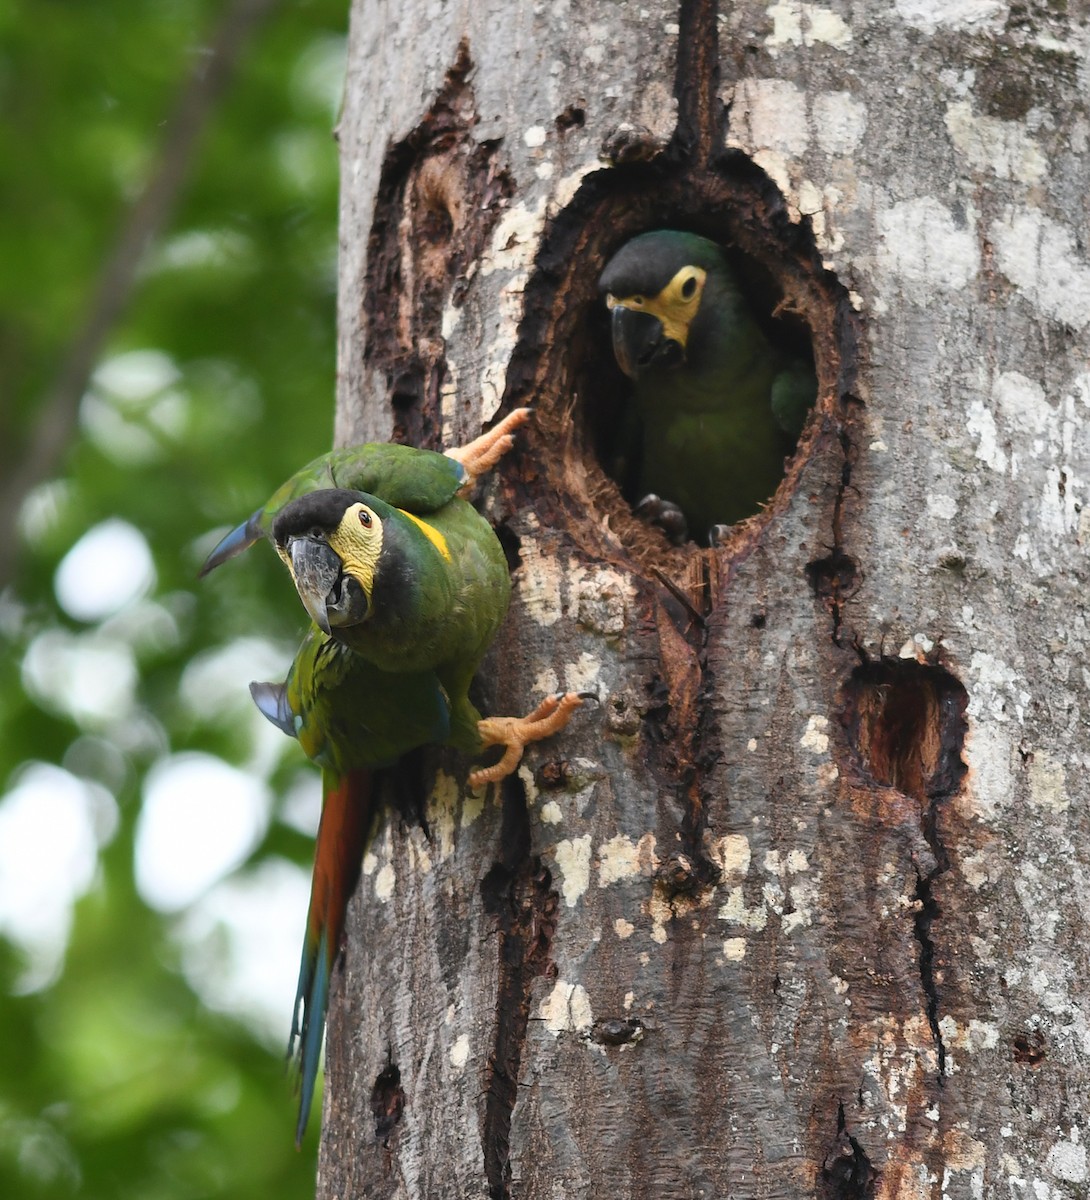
[670,0,722,164]
[554,104,585,132]
[480,774,559,1200]
[591,1016,645,1046]
[361,39,513,450]
[370,1062,405,1143]
[913,869,946,1078]
[1013,1030,1046,1065]
[679,640,724,883]
[841,660,969,1080]
[386,748,432,835]
[637,581,721,887]
[492,521,523,574]
[820,1101,877,1198]
[806,423,860,646]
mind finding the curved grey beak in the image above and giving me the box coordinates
[288,537,341,635]
[611,306,675,379]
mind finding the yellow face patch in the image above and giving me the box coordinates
[327,502,384,598]
[606,264,708,349]
[397,509,452,561]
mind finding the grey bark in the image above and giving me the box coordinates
[324,1,1090,1197]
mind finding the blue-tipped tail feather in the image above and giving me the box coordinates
[288,769,374,1146]
[289,927,330,1147]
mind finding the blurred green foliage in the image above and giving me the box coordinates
[0,0,349,1193]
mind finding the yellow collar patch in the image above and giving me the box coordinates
[397,509,452,562]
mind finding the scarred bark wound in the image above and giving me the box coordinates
[362,40,513,449]
[840,659,969,1089]
[370,1063,406,1143]
[821,1101,878,1199]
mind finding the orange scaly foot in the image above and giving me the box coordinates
[469,692,583,788]
[447,408,532,490]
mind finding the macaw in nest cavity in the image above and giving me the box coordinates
[600,230,816,543]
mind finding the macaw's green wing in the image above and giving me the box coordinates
[770,361,817,438]
[251,626,455,772]
[199,443,468,576]
[272,442,467,517]
[323,443,466,512]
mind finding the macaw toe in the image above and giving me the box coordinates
[470,692,584,788]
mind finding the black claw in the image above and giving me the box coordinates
[708,524,731,547]
[634,494,689,545]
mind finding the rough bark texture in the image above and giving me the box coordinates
[323,1,1090,1196]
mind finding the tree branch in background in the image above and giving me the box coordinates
[0,0,282,592]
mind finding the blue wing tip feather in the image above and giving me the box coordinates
[250,680,296,737]
[198,511,263,578]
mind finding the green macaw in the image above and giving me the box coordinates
[204,412,581,1144]
[598,230,816,542]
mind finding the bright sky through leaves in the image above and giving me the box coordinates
[135,753,271,912]
[54,519,156,622]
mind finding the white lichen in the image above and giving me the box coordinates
[723,937,747,961]
[375,862,396,902]
[598,833,657,886]
[876,197,980,303]
[516,540,564,627]
[945,99,1046,184]
[799,714,830,754]
[992,208,1090,331]
[449,1033,470,1069]
[554,834,592,906]
[764,1,852,51]
[540,979,594,1035]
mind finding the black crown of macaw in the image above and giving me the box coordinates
[600,229,816,544]
[200,410,582,1145]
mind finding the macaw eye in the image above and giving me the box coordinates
[631,295,645,306]
[309,527,324,540]
[681,275,697,299]
[359,509,373,528]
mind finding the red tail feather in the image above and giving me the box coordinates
[290,768,376,1145]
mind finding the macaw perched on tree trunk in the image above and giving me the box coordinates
[599,230,816,543]
[204,411,582,1144]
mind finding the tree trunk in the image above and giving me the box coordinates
[322,1,1090,1196]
